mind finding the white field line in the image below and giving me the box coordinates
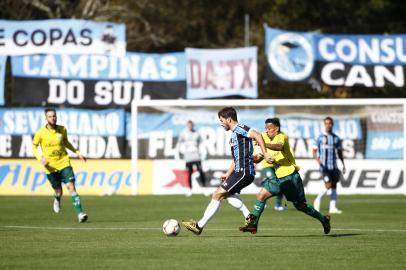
[1,225,406,233]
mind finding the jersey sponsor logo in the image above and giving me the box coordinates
[44,143,61,147]
[322,144,334,149]
[50,150,62,157]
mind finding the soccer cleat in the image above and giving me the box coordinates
[53,198,60,213]
[322,214,331,234]
[239,214,258,234]
[329,208,343,214]
[182,219,203,235]
[239,223,258,234]
[274,205,288,212]
[244,214,256,226]
[78,212,88,223]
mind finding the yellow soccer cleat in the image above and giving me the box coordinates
[182,219,203,235]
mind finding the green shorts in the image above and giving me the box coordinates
[262,171,306,205]
[46,166,76,189]
[262,167,277,181]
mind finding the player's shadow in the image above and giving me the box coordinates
[328,233,361,237]
[230,233,361,238]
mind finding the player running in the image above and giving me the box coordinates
[32,108,88,223]
[239,117,331,234]
[182,107,273,235]
[256,118,288,211]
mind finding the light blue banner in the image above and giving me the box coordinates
[0,19,126,56]
[0,56,6,105]
[265,25,406,66]
[280,116,362,139]
[0,107,125,136]
[128,107,275,139]
[11,52,186,81]
[366,131,403,159]
[264,25,406,87]
[315,34,406,65]
[130,108,361,140]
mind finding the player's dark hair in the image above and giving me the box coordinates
[44,108,56,114]
[265,117,280,131]
[324,116,334,124]
[218,107,237,121]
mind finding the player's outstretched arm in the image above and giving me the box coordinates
[265,142,283,151]
[249,129,274,164]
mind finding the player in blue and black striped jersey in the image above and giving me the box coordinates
[313,116,346,214]
[182,107,273,235]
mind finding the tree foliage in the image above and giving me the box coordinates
[1,0,406,99]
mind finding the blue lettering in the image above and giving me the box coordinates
[31,171,47,191]
[90,171,105,187]
[75,171,87,187]
[108,171,123,191]
[22,165,31,186]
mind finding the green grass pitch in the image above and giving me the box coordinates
[1,195,405,269]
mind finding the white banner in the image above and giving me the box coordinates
[300,160,405,195]
[151,159,405,195]
[186,47,258,99]
[0,19,126,56]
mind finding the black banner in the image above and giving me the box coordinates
[12,77,185,107]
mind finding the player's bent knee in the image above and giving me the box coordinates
[256,193,267,201]
[257,189,271,201]
[212,188,227,201]
[294,203,306,211]
[65,182,76,193]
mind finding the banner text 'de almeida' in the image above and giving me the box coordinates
[0,108,126,159]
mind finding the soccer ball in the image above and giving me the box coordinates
[162,219,180,236]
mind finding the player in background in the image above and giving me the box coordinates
[256,118,288,211]
[313,116,346,214]
[176,120,207,197]
[240,117,331,234]
[182,107,273,235]
[32,108,88,223]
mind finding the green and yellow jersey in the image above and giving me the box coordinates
[32,125,80,174]
[259,131,275,169]
[269,132,300,178]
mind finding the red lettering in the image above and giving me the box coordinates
[189,59,201,88]
[204,61,217,89]
[240,58,253,88]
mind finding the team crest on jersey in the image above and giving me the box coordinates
[56,134,63,141]
[229,138,238,147]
